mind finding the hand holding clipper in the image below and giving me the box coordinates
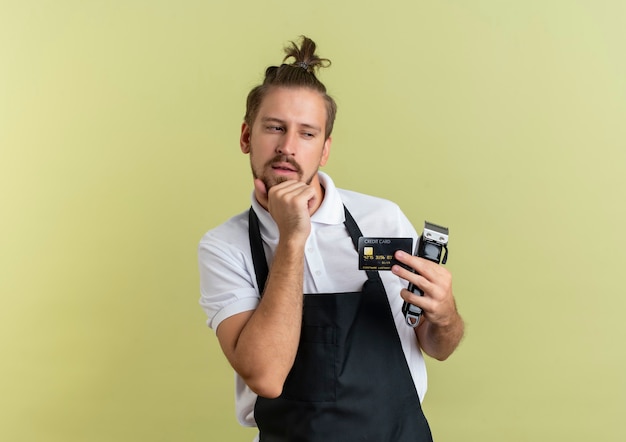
[402,221,449,327]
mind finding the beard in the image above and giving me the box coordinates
[252,154,316,190]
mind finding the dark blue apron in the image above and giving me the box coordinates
[248,206,433,442]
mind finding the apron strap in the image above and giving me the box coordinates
[342,206,381,282]
[248,208,269,294]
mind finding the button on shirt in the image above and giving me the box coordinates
[198,172,427,428]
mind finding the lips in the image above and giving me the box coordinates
[271,162,298,172]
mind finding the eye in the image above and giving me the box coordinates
[266,125,284,133]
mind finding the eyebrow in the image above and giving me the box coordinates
[260,117,321,132]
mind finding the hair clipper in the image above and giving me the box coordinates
[402,221,449,327]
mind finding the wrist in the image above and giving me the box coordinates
[278,228,310,247]
[432,311,462,330]
[276,234,308,254]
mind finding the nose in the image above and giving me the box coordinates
[276,130,298,156]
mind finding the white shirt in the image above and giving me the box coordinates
[198,172,427,428]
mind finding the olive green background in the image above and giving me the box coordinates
[1,1,625,441]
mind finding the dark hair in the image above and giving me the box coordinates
[244,36,337,139]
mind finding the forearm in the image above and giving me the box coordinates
[416,312,464,361]
[229,239,305,397]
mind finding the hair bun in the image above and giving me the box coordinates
[283,36,331,74]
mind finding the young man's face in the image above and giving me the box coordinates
[240,87,331,191]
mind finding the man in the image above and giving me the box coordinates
[199,36,464,441]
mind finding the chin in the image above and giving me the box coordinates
[264,176,288,189]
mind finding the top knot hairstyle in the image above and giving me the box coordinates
[244,36,338,139]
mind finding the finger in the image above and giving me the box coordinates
[400,288,432,310]
[294,185,317,211]
[267,180,302,197]
[391,260,428,285]
[393,250,441,282]
[272,181,316,208]
[392,265,435,297]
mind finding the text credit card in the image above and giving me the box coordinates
[357,237,413,271]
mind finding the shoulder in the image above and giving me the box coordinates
[320,172,401,218]
[338,187,404,221]
[199,210,250,250]
[337,188,417,238]
[198,209,254,270]
[338,188,402,212]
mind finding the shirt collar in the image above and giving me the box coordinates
[312,172,345,225]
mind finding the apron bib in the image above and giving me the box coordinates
[248,206,432,442]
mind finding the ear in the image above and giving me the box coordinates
[240,123,251,154]
[319,136,332,167]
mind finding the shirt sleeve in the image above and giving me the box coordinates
[198,232,260,331]
[394,204,419,241]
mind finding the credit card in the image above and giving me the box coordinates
[358,237,413,271]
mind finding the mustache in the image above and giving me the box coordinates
[264,155,302,174]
